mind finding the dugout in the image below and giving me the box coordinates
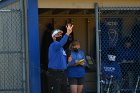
[38,0,140,93]
[39,9,97,93]
[39,8,140,93]
[0,0,139,93]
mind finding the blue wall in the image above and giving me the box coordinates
[27,0,41,93]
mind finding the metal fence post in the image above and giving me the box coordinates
[20,0,26,93]
[95,3,101,93]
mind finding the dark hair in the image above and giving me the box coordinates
[69,40,80,49]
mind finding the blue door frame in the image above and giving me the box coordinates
[27,0,41,93]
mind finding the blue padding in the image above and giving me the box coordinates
[27,0,41,93]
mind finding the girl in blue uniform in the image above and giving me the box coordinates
[67,40,87,93]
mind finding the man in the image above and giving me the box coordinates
[48,24,73,93]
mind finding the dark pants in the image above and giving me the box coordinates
[48,69,68,93]
[68,77,85,85]
[41,69,48,93]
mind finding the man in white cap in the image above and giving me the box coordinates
[48,24,73,93]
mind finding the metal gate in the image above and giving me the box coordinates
[95,4,140,93]
[0,0,26,93]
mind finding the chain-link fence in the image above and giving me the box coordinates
[0,0,26,93]
[96,6,140,93]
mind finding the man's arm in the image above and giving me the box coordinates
[54,24,73,50]
[55,34,69,49]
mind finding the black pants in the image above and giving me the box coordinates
[48,69,68,93]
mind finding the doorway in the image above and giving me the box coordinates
[39,8,97,93]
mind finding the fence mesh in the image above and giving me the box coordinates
[99,7,140,93]
[0,0,26,93]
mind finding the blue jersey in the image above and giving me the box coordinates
[67,49,87,78]
[48,34,68,70]
[101,60,122,80]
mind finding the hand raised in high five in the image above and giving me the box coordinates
[66,23,73,36]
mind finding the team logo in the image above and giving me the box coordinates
[108,27,118,47]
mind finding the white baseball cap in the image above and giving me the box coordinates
[108,55,116,61]
[52,29,63,37]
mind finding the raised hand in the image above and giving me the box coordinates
[66,23,73,36]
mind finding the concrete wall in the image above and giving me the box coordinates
[38,0,140,8]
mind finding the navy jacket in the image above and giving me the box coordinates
[67,49,87,78]
[48,34,68,70]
